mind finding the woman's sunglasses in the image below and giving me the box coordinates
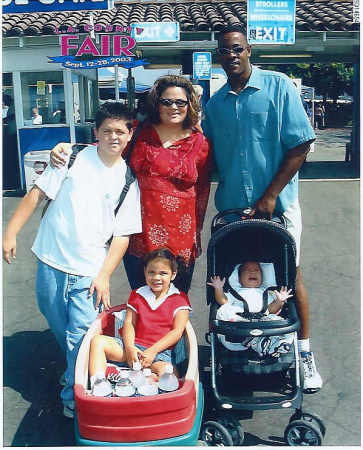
[159,98,189,107]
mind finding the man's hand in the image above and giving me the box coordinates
[3,233,16,264]
[50,143,71,168]
[250,192,277,219]
[89,273,111,310]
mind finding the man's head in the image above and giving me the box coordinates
[217,24,252,82]
[238,261,262,288]
[94,102,134,157]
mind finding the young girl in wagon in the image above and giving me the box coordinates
[88,248,192,395]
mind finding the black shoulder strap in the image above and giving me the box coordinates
[227,286,250,314]
[114,165,136,216]
[68,144,86,169]
[228,286,272,319]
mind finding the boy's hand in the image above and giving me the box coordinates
[50,143,71,168]
[89,273,111,310]
[139,347,158,368]
[207,275,225,290]
[3,234,16,264]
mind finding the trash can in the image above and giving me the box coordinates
[24,150,51,192]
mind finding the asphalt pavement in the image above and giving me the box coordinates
[2,127,360,446]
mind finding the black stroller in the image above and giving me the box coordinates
[200,209,325,446]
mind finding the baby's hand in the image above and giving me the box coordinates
[207,276,225,290]
[274,286,293,304]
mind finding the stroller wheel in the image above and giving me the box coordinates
[200,420,234,446]
[289,411,326,437]
[217,418,245,445]
[285,419,323,446]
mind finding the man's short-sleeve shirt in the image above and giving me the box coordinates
[203,66,316,213]
[127,284,192,349]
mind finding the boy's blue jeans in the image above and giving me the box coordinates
[36,259,100,404]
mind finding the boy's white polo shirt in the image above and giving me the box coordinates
[32,146,142,277]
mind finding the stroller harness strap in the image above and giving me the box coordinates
[227,286,270,319]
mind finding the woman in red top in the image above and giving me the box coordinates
[124,76,211,293]
[49,77,210,293]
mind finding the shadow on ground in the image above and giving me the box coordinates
[3,330,75,446]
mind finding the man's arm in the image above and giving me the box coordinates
[89,236,129,310]
[251,141,313,218]
[3,186,46,263]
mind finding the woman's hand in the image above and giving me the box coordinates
[207,275,225,290]
[50,143,71,168]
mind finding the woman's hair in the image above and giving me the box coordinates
[143,248,178,273]
[95,101,134,131]
[146,75,201,129]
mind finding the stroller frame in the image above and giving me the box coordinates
[200,209,325,446]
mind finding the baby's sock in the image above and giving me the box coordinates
[90,370,106,388]
[298,338,310,353]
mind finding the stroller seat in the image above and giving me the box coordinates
[217,336,296,375]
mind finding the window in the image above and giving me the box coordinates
[20,71,66,125]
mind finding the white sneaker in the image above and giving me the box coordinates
[301,351,323,393]
[91,377,113,397]
[63,401,75,419]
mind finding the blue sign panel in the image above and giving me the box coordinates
[247,0,296,44]
[193,52,212,81]
[48,55,149,69]
[131,22,180,43]
[3,0,114,15]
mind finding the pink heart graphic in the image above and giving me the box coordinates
[136,27,144,35]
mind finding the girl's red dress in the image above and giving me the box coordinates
[127,123,210,266]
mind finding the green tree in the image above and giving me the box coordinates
[264,63,353,102]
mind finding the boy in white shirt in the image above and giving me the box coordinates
[3,102,142,418]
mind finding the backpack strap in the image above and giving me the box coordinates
[41,144,86,218]
[68,144,84,169]
[114,165,136,216]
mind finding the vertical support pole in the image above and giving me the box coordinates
[115,65,120,102]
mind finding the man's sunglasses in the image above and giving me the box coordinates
[159,98,189,107]
[216,46,249,56]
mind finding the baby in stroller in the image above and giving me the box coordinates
[208,261,294,358]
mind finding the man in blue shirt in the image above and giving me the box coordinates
[203,24,322,392]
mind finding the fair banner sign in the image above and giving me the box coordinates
[193,52,212,80]
[48,33,150,69]
[3,0,114,15]
[247,0,296,44]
